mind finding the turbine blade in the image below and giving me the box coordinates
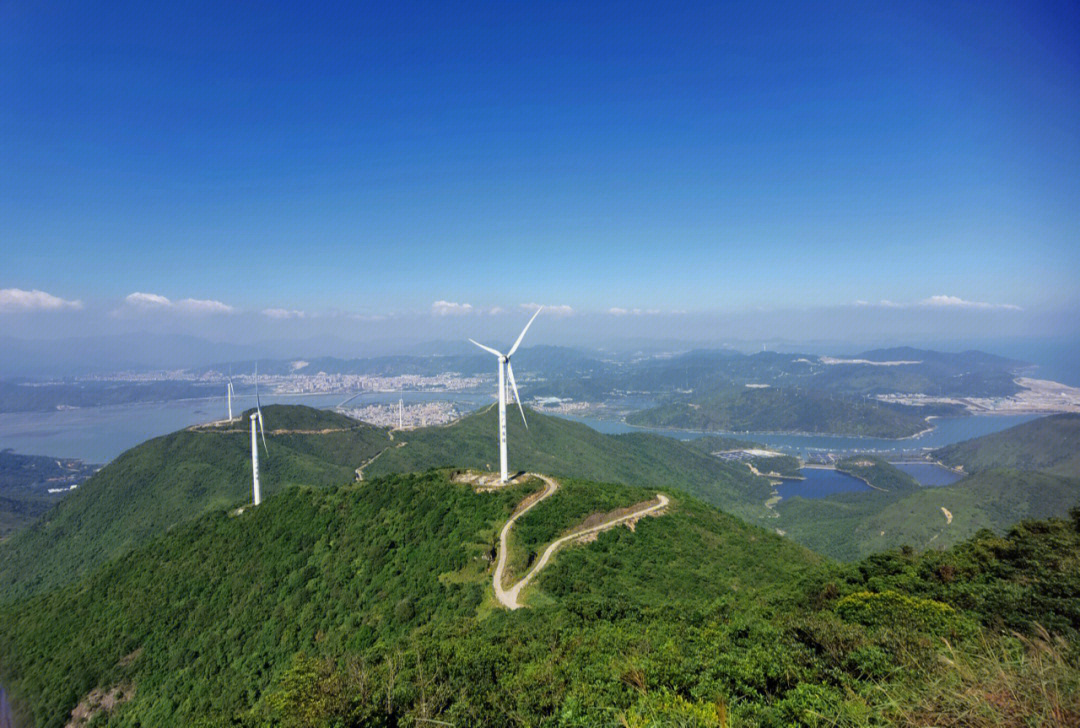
[507,306,541,357]
[468,338,504,358]
[507,363,527,429]
[258,411,268,456]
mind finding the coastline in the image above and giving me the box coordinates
[798,463,886,492]
[0,388,490,417]
[619,416,938,442]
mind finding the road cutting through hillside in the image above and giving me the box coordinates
[493,473,669,610]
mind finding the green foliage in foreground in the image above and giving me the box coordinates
[934,413,1080,478]
[0,472,817,727]
[2,473,1077,727]
[627,386,933,438]
[0,406,390,601]
[367,405,775,519]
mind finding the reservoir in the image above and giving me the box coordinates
[892,462,963,486]
[774,468,872,499]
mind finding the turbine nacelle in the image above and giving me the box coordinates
[468,307,541,482]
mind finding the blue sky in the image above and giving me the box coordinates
[2,1,1078,342]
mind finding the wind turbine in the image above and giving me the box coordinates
[250,363,268,506]
[225,371,235,421]
[469,307,541,483]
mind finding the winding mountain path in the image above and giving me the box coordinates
[493,474,669,610]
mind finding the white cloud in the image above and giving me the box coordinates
[854,295,1020,311]
[124,292,173,308]
[0,288,83,312]
[262,308,306,319]
[920,295,1021,311]
[520,302,574,317]
[176,298,234,314]
[120,292,234,315]
[608,307,661,316]
[431,300,474,316]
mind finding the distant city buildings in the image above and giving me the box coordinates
[75,369,487,395]
[342,400,459,428]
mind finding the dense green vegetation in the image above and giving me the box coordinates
[367,405,775,519]
[3,403,1078,725]
[0,450,96,541]
[835,457,921,494]
[0,406,390,600]
[1,469,1076,727]
[627,386,935,437]
[935,413,1080,477]
[504,477,658,585]
[0,406,780,602]
[750,454,803,478]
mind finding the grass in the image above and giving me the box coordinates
[879,626,1080,727]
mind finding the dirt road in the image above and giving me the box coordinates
[493,474,668,610]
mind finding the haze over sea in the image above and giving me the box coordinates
[0,340,1074,465]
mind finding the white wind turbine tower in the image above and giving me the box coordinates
[225,372,235,421]
[250,363,269,506]
[469,307,541,483]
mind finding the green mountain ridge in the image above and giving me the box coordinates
[0,405,391,600]
[2,469,1077,727]
[0,405,776,602]
[626,386,940,438]
[365,404,774,517]
[0,471,823,727]
[934,413,1080,477]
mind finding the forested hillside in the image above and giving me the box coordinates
[627,386,935,437]
[0,406,390,600]
[1,470,1075,727]
[934,413,1080,477]
[366,405,774,518]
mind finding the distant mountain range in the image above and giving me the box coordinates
[0,345,1032,423]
